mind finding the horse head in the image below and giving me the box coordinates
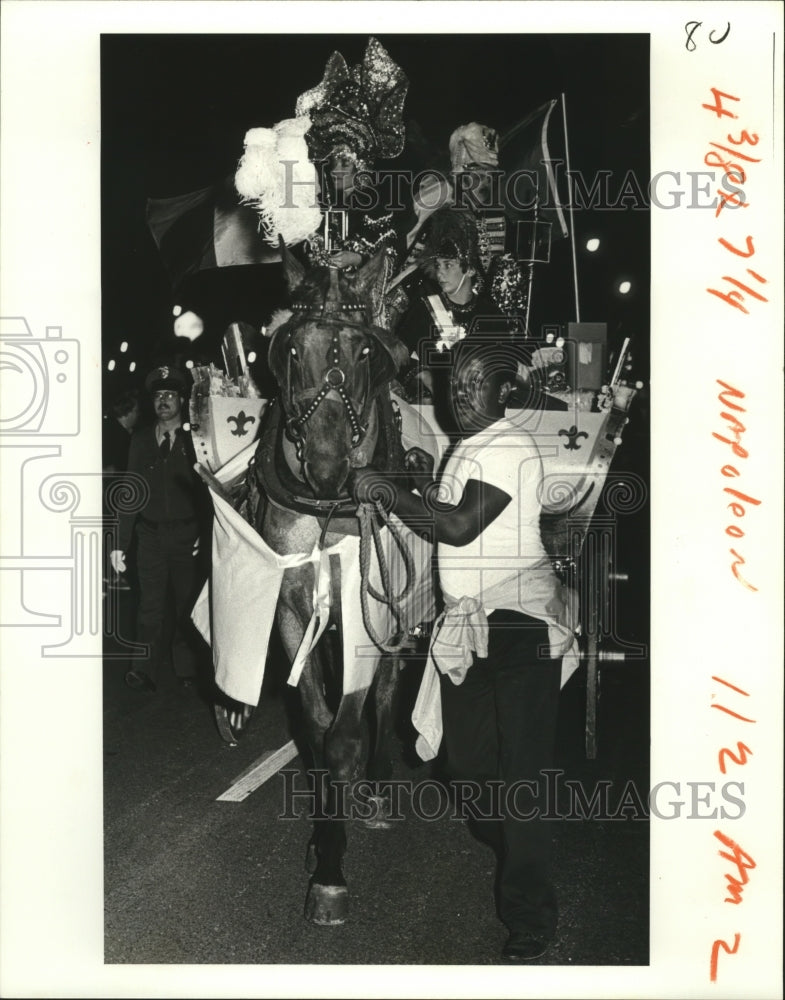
[268,244,409,499]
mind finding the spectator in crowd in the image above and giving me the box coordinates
[110,365,209,691]
[102,386,140,473]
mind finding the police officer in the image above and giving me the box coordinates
[111,365,207,691]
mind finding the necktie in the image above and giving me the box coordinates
[159,430,171,457]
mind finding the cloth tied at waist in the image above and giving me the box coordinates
[412,563,580,762]
[430,595,489,684]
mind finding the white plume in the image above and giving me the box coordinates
[235,117,322,247]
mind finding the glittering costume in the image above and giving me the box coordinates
[404,123,527,320]
[295,37,410,269]
[296,37,408,169]
[394,208,510,399]
[398,286,504,365]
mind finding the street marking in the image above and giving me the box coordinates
[216,740,299,802]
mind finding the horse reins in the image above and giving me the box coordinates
[270,295,417,652]
[356,499,416,652]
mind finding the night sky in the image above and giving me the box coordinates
[101,32,650,392]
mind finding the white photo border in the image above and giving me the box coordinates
[1,2,782,998]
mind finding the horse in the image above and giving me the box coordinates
[245,246,424,926]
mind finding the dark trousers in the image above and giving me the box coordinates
[135,519,202,682]
[439,609,562,937]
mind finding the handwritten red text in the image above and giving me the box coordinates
[712,380,760,591]
[709,675,757,983]
[703,89,769,313]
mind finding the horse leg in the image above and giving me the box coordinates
[301,683,374,926]
[363,653,400,829]
[274,593,341,919]
[295,654,355,925]
[309,684,373,903]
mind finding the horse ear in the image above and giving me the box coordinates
[352,249,389,317]
[279,235,306,293]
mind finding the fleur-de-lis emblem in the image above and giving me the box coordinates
[559,425,589,450]
[227,410,256,437]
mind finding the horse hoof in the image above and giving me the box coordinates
[305,883,349,926]
[361,794,393,830]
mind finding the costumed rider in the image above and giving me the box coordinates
[295,36,410,273]
[394,206,507,404]
[235,37,409,280]
[391,122,527,330]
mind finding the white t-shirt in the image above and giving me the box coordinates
[437,416,549,602]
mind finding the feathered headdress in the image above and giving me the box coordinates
[234,116,323,247]
[296,37,409,167]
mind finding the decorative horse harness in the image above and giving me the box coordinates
[255,281,406,523]
[247,277,415,649]
[282,300,381,459]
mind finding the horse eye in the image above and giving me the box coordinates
[361,346,371,356]
[290,347,298,357]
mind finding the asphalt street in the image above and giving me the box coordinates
[103,592,649,968]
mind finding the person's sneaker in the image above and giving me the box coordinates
[501,929,551,961]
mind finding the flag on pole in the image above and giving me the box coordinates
[146,176,282,289]
[499,98,569,241]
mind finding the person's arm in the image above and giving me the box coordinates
[351,448,511,547]
[396,477,511,547]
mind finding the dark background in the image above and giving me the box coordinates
[101,28,651,651]
[101,29,649,650]
[101,35,651,962]
[101,33,649,388]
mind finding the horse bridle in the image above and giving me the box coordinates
[277,303,390,462]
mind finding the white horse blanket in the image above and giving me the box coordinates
[191,479,435,707]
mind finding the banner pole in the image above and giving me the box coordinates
[524,260,534,337]
[561,92,581,323]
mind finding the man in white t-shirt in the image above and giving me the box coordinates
[352,337,574,962]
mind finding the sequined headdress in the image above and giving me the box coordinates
[417,207,483,275]
[296,37,409,167]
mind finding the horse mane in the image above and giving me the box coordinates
[265,308,293,338]
[271,254,409,374]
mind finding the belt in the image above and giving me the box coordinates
[138,514,197,528]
